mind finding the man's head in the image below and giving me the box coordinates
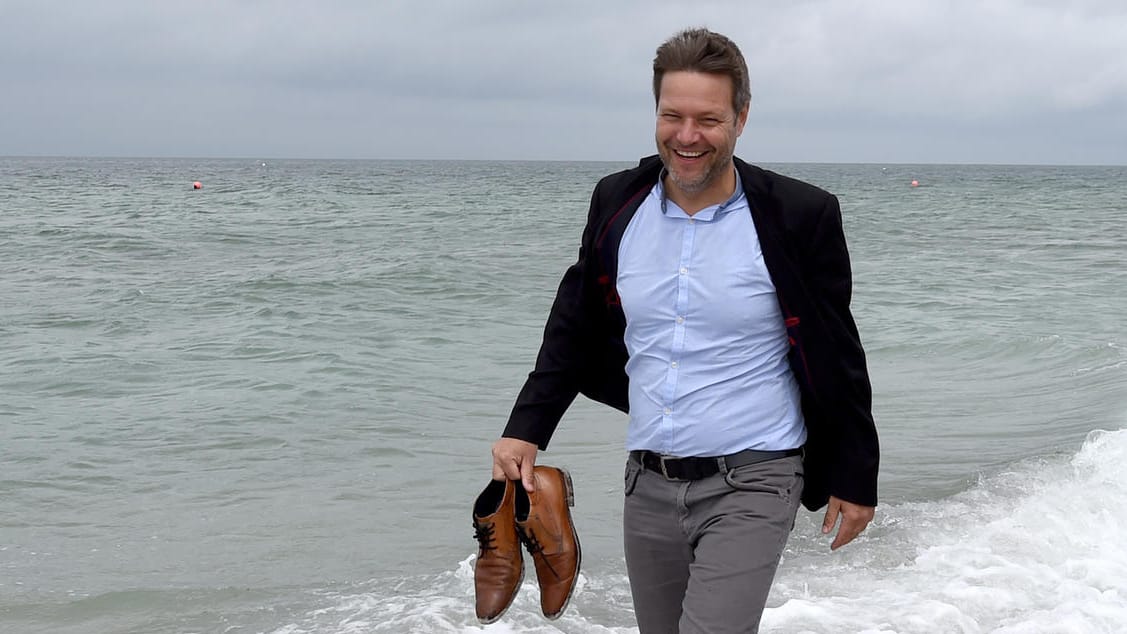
[652,28,750,203]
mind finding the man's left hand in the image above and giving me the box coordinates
[821,496,874,551]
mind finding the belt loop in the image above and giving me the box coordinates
[717,456,728,474]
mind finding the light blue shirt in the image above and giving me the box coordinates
[616,172,806,457]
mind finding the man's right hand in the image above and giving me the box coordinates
[492,437,539,492]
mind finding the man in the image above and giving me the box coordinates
[492,28,878,633]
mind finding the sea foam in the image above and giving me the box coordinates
[763,428,1127,633]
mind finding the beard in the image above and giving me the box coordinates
[657,143,734,195]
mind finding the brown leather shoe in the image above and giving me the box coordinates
[515,465,581,620]
[472,478,525,624]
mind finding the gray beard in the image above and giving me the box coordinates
[666,167,711,193]
[662,151,729,195]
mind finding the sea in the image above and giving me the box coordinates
[1,157,1125,634]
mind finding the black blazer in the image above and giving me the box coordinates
[502,155,878,511]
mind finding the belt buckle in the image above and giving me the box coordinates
[658,455,677,480]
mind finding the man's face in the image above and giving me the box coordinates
[655,71,748,200]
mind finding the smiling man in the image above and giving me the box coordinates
[492,28,879,633]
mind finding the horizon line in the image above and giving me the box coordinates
[2,153,1125,169]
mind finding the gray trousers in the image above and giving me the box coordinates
[623,454,805,634]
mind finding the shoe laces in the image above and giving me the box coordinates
[517,525,560,579]
[473,521,497,553]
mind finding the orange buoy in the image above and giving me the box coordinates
[193,181,202,190]
[910,179,919,188]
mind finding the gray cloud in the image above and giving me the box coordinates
[2,0,1124,163]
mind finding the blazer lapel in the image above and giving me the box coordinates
[736,159,803,310]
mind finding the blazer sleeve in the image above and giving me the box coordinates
[807,194,880,507]
[501,181,606,449]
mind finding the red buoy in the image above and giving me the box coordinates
[193,181,202,190]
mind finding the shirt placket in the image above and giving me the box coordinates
[662,216,695,451]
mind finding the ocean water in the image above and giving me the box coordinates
[1,157,1125,633]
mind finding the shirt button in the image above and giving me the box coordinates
[663,407,672,415]
[671,361,678,369]
[679,267,688,275]
[676,316,685,324]
[689,218,696,224]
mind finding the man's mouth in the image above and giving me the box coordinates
[673,149,705,159]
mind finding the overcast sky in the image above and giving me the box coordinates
[3,0,1125,164]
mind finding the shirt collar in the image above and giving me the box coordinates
[655,167,744,221]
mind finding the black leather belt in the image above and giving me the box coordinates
[630,447,803,481]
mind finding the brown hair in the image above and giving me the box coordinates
[652,28,751,114]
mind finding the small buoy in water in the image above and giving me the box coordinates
[910,179,919,188]
[193,181,202,190]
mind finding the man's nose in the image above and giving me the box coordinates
[675,119,701,144]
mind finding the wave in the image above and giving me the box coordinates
[764,427,1127,633]
[267,428,1127,633]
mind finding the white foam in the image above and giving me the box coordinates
[763,428,1127,633]
[270,555,638,633]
